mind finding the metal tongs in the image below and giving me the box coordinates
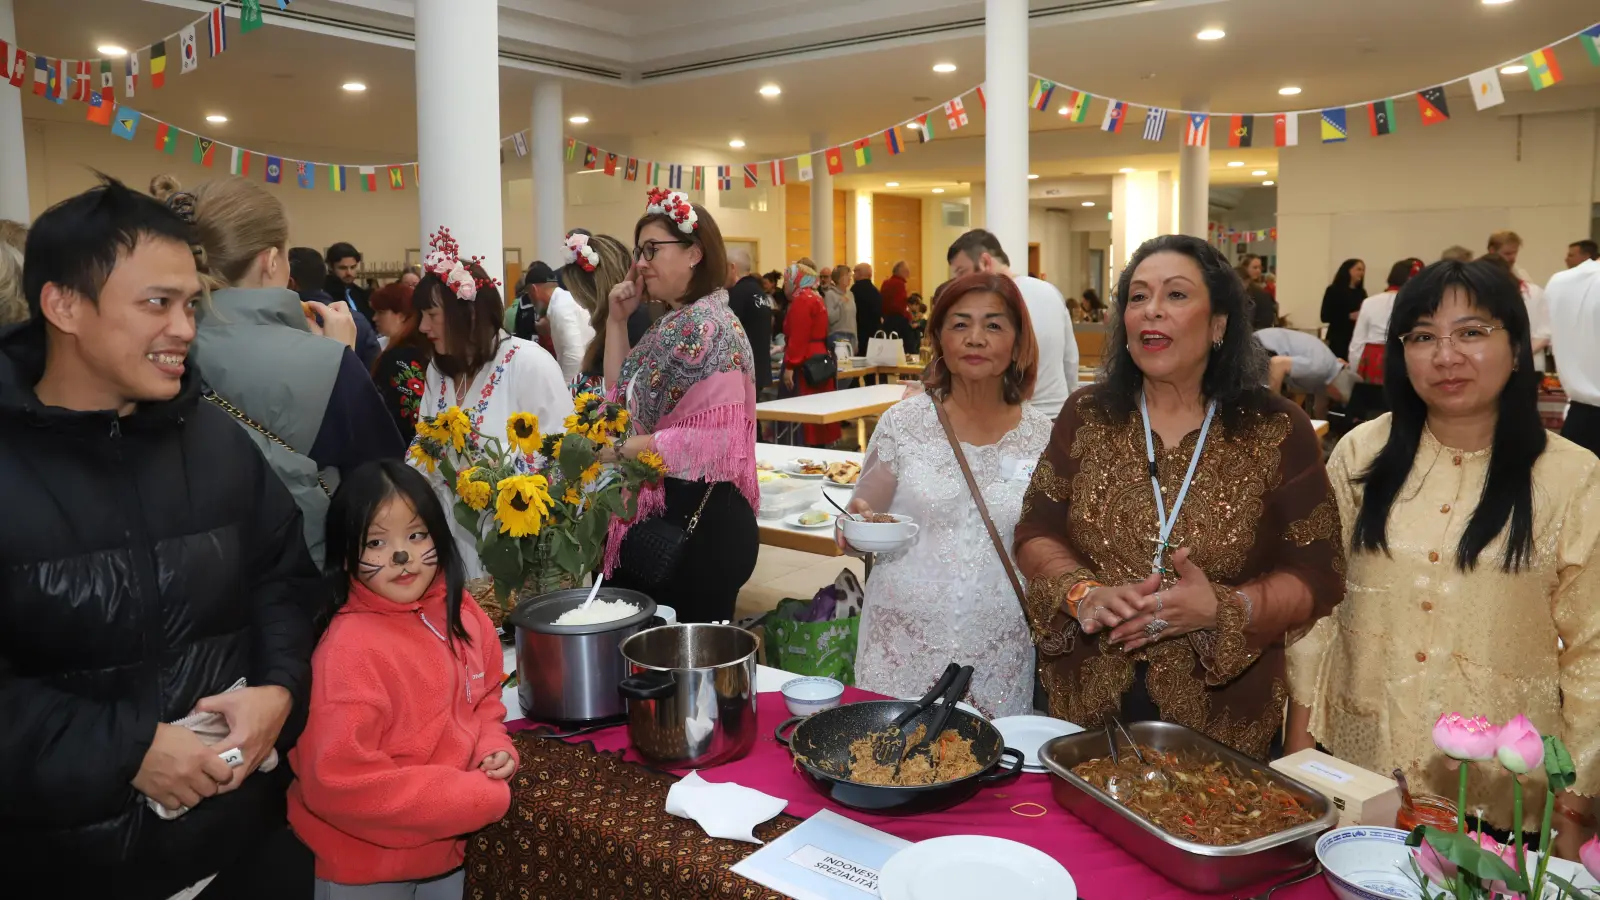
[873,662,964,765]
[1103,716,1146,766]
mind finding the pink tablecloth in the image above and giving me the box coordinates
[511,687,1334,900]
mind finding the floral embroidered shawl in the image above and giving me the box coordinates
[604,291,759,573]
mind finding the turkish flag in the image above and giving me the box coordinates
[825,146,844,175]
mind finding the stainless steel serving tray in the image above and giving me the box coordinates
[1038,721,1337,894]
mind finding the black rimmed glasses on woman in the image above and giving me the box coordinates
[634,239,692,262]
[1396,324,1507,353]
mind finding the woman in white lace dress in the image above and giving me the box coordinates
[842,273,1052,718]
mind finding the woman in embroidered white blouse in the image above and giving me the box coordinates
[410,244,569,578]
[841,273,1051,718]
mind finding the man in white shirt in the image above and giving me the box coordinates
[544,274,596,384]
[946,230,1079,419]
[1547,256,1600,455]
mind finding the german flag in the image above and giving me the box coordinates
[151,41,167,88]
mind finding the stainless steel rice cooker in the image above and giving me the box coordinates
[509,588,657,723]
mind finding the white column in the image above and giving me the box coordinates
[983,0,1028,258]
[0,0,29,222]
[415,0,503,283]
[1178,136,1210,238]
[532,79,566,265]
[809,132,834,268]
[1111,171,1162,274]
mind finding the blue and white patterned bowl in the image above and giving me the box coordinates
[781,676,845,716]
[1316,827,1423,900]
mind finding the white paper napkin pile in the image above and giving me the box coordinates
[664,771,788,844]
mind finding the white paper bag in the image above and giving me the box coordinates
[866,330,901,367]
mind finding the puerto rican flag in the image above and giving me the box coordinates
[1184,113,1210,147]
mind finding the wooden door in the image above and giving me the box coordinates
[784,183,811,267]
[872,195,922,296]
[1027,242,1041,279]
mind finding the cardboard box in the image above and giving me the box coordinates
[1270,749,1402,829]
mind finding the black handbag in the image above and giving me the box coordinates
[617,483,717,586]
[800,351,837,388]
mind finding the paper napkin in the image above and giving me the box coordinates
[665,771,789,844]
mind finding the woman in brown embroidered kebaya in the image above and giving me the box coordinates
[1014,234,1345,760]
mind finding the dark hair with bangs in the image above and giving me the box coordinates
[1351,259,1544,572]
[326,460,470,643]
[24,174,195,319]
[633,201,728,306]
[1099,234,1269,429]
[412,260,505,382]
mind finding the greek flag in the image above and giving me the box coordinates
[1142,108,1168,142]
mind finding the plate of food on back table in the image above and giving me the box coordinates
[781,458,829,479]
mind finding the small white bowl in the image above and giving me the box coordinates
[1315,827,1422,900]
[839,514,919,554]
[781,676,845,716]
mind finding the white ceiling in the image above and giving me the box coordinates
[12,0,1600,193]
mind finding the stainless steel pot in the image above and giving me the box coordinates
[509,588,657,723]
[617,624,758,768]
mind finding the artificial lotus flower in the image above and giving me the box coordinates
[455,466,492,512]
[1433,712,1501,762]
[637,449,668,475]
[1581,835,1600,884]
[1472,831,1520,898]
[408,443,437,474]
[506,412,541,455]
[495,474,552,538]
[437,405,473,452]
[1413,839,1458,884]
[1495,714,1545,775]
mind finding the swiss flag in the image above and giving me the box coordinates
[825,146,844,175]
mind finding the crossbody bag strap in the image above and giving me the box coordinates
[202,387,332,496]
[931,397,1027,608]
[684,482,717,536]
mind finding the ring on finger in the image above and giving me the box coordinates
[1145,618,1170,640]
[1154,592,1164,614]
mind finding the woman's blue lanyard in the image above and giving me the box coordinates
[1139,393,1217,579]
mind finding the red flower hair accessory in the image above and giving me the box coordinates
[645,188,698,234]
[424,226,500,302]
[563,233,599,273]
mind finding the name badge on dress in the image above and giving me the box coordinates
[999,457,1037,482]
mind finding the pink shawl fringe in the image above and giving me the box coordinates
[603,371,757,576]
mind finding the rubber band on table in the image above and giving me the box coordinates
[1010,802,1049,818]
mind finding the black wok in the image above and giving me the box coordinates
[774,699,1024,816]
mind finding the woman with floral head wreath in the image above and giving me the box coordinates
[408,228,570,579]
[599,189,759,623]
[780,260,842,447]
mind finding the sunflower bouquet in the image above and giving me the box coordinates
[411,393,666,610]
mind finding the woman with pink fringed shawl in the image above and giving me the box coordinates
[598,189,760,623]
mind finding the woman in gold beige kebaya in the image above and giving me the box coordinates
[1287,259,1600,854]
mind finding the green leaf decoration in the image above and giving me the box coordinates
[559,434,595,483]
[479,530,525,605]
[1419,827,1530,892]
[453,502,484,538]
[1544,735,1577,791]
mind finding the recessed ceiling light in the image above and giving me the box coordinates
[568,115,589,125]
[1196,28,1226,41]
[1058,106,1070,116]
[1251,169,1268,176]
[1027,173,1040,180]
[1263,180,1275,186]
[758,84,781,97]
[342,81,366,92]
[1119,167,1136,173]
[729,139,746,149]
[1278,86,1302,96]
[1482,0,1514,5]
[1227,161,1244,167]
[932,63,957,73]
[1500,64,1528,75]
[931,188,945,194]
[205,114,227,124]
[1081,201,1096,207]
[97,45,128,57]
[885,182,900,187]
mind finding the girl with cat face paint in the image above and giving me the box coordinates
[287,460,518,896]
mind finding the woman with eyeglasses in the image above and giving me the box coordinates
[1287,259,1600,856]
[599,189,759,623]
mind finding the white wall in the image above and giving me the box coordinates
[922,195,969,288]
[1277,108,1599,327]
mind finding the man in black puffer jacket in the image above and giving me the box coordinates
[0,177,324,899]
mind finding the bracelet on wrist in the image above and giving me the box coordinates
[1064,580,1102,618]
[1234,590,1253,625]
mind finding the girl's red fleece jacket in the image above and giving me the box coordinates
[287,576,516,884]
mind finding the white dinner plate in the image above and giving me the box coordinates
[991,715,1085,770]
[783,511,835,530]
[879,836,1076,900]
[780,461,827,479]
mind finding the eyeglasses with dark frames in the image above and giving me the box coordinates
[633,239,692,262]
